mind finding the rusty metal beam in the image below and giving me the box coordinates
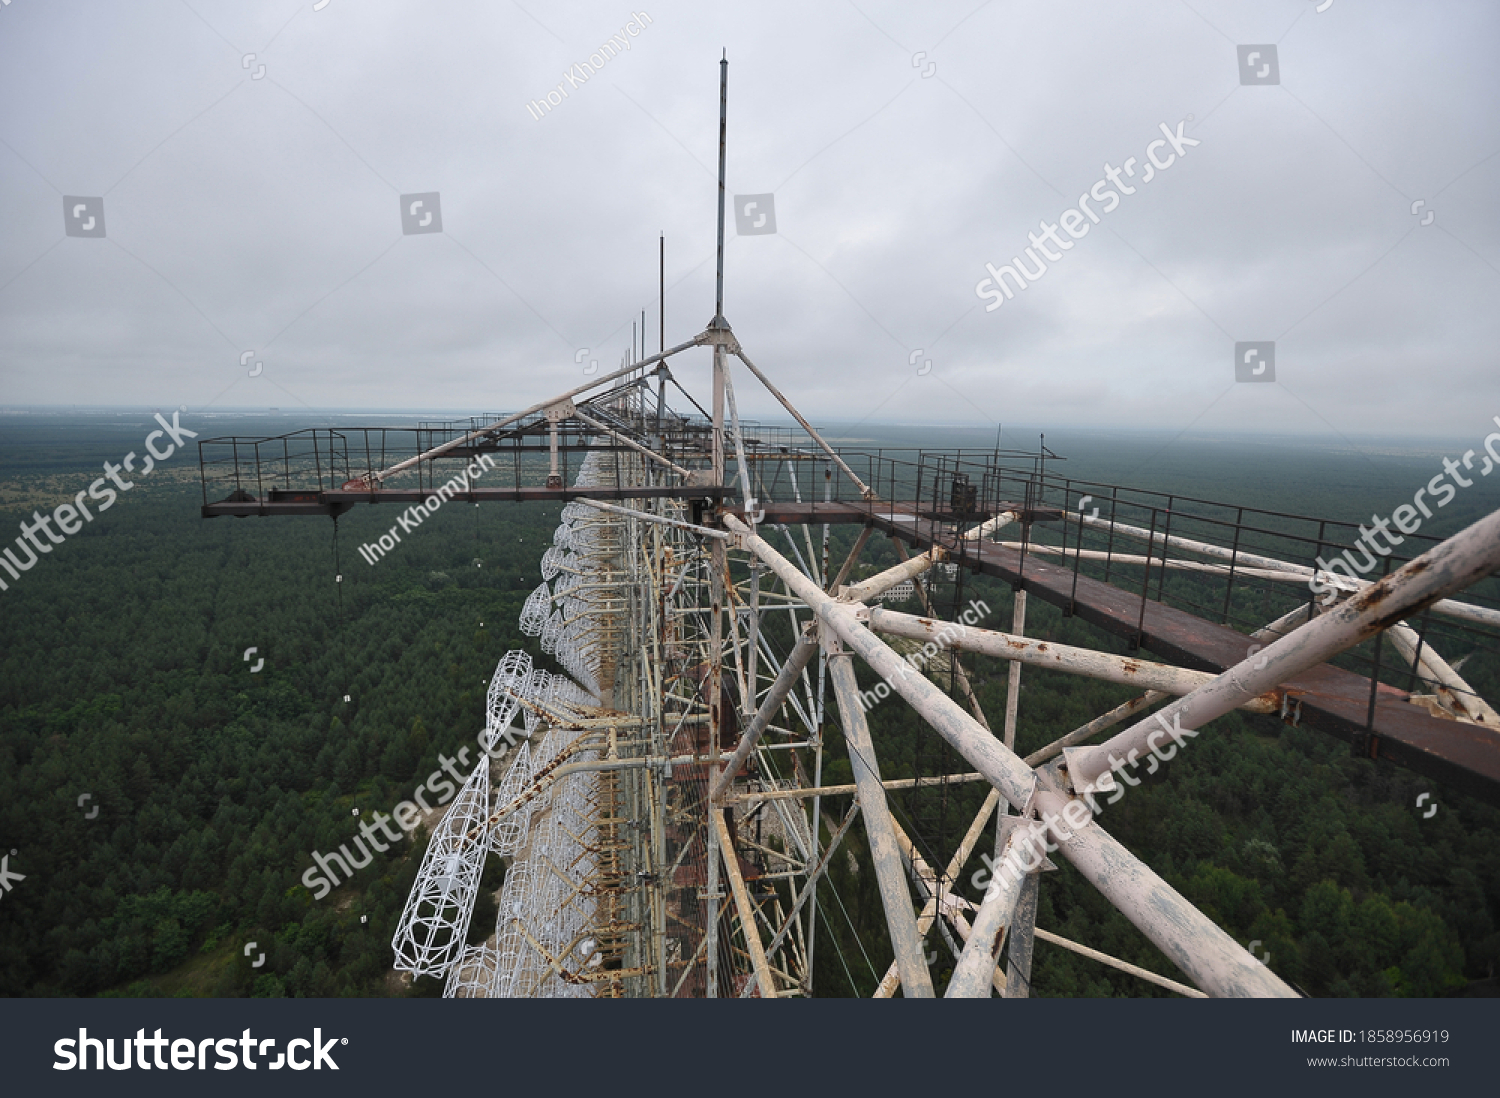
[203,483,724,518]
[731,507,1500,786]
[713,811,777,999]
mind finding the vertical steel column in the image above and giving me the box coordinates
[945,821,1032,997]
[704,347,728,1000]
[656,235,667,447]
[705,534,725,997]
[712,348,725,488]
[710,629,818,802]
[825,636,936,998]
[805,719,824,996]
[1002,873,1039,998]
[747,560,762,716]
[1002,589,1027,751]
[546,413,562,489]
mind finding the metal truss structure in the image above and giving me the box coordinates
[198,58,1500,998]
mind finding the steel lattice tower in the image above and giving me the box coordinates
[196,58,1500,999]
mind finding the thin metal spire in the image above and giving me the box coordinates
[711,51,729,328]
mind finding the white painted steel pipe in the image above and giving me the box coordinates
[1032,929,1206,997]
[728,513,1308,997]
[733,348,874,499]
[1386,621,1499,726]
[945,823,1038,997]
[575,498,730,541]
[826,643,936,997]
[867,608,1280,714]
[843,512,1016,603]
[841,546,949,604]
[1029,789,1297,997]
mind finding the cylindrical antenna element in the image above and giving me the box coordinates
[714,54,728,324]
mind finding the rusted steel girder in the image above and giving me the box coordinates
[203,483,725,519]
[712,811,777,998]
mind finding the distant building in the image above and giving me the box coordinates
[883,579,915,602]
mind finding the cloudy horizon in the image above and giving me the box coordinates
[2,0,1497,446]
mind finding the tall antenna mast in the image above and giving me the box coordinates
[656,234,666,440]
[711,50,729,329]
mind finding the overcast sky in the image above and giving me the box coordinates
[1,0,1497,442]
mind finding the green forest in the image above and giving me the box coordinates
[0,413,1497,998]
